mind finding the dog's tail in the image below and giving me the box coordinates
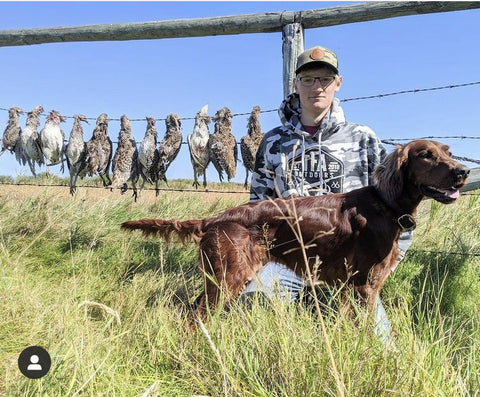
[121,218,204,243]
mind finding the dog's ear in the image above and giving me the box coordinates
[374,144,409,201]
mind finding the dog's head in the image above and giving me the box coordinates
[374,139,470,204]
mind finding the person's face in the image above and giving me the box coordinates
[294,66,342,117]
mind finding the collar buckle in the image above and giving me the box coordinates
[397,214,416,232]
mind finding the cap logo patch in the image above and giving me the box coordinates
[310,48,325,61]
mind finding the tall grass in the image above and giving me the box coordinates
[0,185,479,396]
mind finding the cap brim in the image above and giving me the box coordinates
[295,61,338,75]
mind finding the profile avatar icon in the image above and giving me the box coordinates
[27,354,42,371]
[18,346,51,379]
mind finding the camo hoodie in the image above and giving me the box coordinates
[250,94,387,201]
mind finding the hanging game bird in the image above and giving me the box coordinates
[111,115,139,200]
[240,105,264,189]
[65,114,89,195]
[85,113,112,187]
[40,110,66,174]
[156,113,182,195]
[1,106,23,159]
[19,105,44,177]
[208,106,237,182]
[187,104,211,188]
[138,116,159,190]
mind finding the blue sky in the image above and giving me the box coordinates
[0,1,479,185]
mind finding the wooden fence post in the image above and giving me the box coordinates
[282,22,304,98]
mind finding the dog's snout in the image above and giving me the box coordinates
[455,165,470,179]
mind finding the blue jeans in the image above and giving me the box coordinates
[241,261,391,343]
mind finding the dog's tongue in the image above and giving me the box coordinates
[446,189,460,199]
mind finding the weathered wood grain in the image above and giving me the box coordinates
[0,2,478,47]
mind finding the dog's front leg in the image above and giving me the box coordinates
[354,284,377,313]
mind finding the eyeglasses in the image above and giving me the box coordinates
[296,75,336,88]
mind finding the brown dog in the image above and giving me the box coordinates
[122,140,469,318]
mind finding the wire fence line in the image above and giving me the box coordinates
[380,138,480,165]
[0,180,249,195]
[1,137,479,189]
[0,181,478,259]
[1,78,479,163]
[1,179,479,194]
[407,249,480,259]
[1,78,479,184]
[1,78,479,164]
[340,81,480,102]
[1,183,479,202]
[1,80,479,122]
[1,77,478,263]
[382,136,480,142]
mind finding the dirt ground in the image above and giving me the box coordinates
[0,183,250,206]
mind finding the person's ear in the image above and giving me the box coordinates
[293,77,299,93]
[334,76,343,92]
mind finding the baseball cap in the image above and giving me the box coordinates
[295,46,339,75]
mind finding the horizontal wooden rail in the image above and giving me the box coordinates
[0,2,479,47]
[461,167,480,193]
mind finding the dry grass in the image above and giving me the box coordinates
[0,182,479,396]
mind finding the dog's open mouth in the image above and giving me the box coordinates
[421,185,461,203]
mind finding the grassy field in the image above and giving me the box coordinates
[0,180,479,396]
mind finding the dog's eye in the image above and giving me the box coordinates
[419,150,434,159]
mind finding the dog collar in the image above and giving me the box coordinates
[397,214,416,232]
[374,187,417,232]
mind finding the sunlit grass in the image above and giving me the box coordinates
[0,185,479,396]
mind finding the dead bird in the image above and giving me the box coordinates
[240,105,263,189]
[66,114,89,195]
[187,104,210,188]
[85,113,112,186]
[156,113,182,195]
[40,109,66,174]
[138,116,159,190]
[111,115,139,200]
[208,106,237,182]
[20,105,44,177]
[1,106,24,159]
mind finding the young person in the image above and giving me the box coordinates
[243,45,412,342]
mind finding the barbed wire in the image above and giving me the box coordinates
[341,81,480,102]
[381,136,480,143]
[1,79,479,163]
[0,180,249,195]
[380,139,480,164]
[1,179,478,197]
[407,248,480,258]
[1,80,479,122]
[22,135,479,165]
[1,181,478,258]
[0,105,278,123]
[1,80,479,180]
[452,155,480,165]
[1,81,478,259]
